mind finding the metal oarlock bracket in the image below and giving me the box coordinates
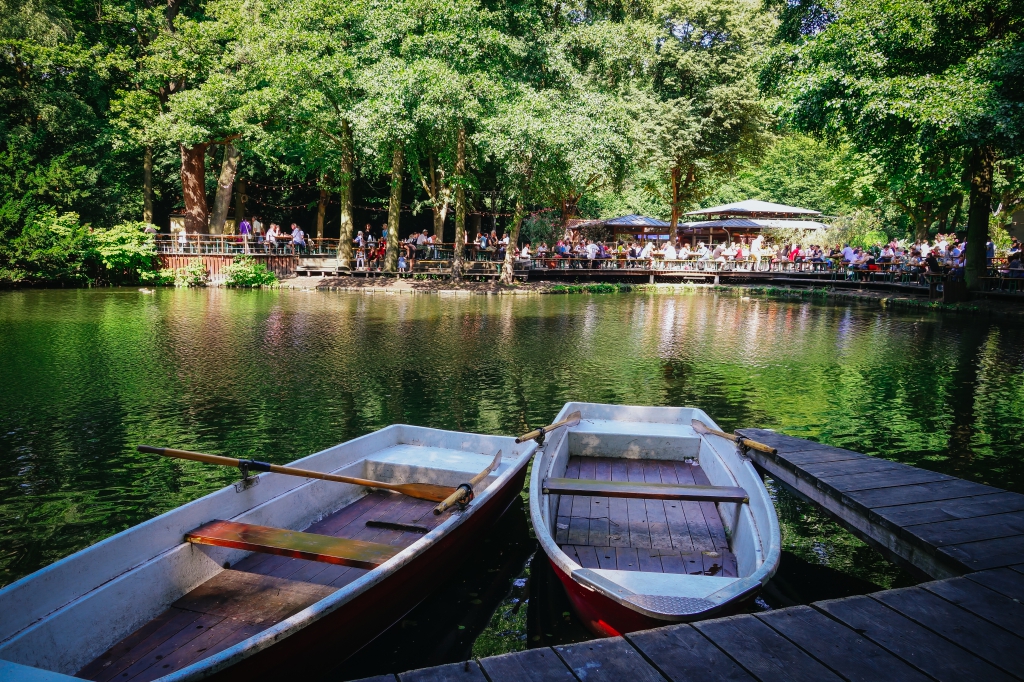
[535,430,546,447]
[234,460,261,493]
[735,436,752,461]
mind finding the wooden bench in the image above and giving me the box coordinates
[186,520,401,569]
[542,478,748,503]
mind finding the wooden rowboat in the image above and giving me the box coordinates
[529,403,781,636]
[0,425,540,681]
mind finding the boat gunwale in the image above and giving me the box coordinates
[156,431,536,682]
[528,402,781,622]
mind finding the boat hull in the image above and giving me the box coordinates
[205,465,529,681]
[549,557,757,637]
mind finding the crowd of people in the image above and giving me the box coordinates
[170,217,1024,283]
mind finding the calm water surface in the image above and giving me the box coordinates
[2,289,1024,673]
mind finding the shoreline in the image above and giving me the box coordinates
[279,274,1024,318]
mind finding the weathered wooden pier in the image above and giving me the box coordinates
[368,432,1024,682]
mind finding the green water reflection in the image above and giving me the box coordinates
[2,288,1023,657]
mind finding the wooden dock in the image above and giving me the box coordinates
[735,429,1024,579]
[360,564,1024,682]
[368,434,1024,682]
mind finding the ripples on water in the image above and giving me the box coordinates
[2,289,1024,669]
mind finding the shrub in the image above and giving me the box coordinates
[174,260,209,287]
[93,222,160,284]
[222,256,277,287]
[3,210,94,284]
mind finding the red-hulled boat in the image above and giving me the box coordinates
[529,402,780,636]
[0,426,537,681]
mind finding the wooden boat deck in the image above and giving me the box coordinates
[554,457,738,578]
[78,491,449,682]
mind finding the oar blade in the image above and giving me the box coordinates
[691,418,712,436]
[392,482,459,503]
[469,449,502,487]
[564,410,582,428]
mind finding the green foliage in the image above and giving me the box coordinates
[222,256,277,287]
[549,283,633,294]
[173,260,210,287]
[0,210,94,284]
[93,222,160,284]
[707,135,876,216]
[0,212,163,285]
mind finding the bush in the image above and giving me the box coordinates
[0,212,164,285]
[2,210,94,284]
[222,256,277,287]
[93,222,160,284]
[173,261,209,287]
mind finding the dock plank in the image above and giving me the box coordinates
[479,648,576,682]
[870,492,1024,528]
[757,605,930,682]
[965,566,1024,600]
[843,478,995,509]
[695,614,843,682]
[555,637,666,682]
[817,468,952,493]
[904,510,1024,547]
[938,533,1024,571]
[627,623,756,682]
[815,595,1014,682]
[924,576,1024,637]
[399,660,488,682]
[872,587,1024,677]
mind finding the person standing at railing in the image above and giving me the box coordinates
[662,240,676,270]
[177,228,188,253]
[239,217,252,254]
[253,216,264,247]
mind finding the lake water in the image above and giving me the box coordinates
[2,289,1023,675]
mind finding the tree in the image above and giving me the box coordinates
[781,0,1024,289]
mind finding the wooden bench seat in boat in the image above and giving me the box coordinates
[542,477,749,503]
[186,520,401,569]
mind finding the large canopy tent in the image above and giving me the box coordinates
[679,200,827,244]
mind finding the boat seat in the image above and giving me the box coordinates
[542,478,748,503]
[186,520,401,569]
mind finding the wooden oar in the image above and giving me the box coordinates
[137,445,458,502]
[690,420,777,455]
[433,450,502,515]
[515,410,582,444]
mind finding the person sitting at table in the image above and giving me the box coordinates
[290,223,305,254]
[878,243,894,264]
[265,223,279,252]
[1007,253,1023,277]
[355,245,366,270]
[662,240,677,269]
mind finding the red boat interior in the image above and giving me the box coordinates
[555,456,738,577]
[78,491,450,682]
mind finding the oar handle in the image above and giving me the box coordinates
[434,485,472,515]
[516,410,582,443]
[690,421,777,455]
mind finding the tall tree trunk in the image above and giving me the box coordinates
[452,127,468,279]
[233,177,247,223]
[179,143,209,234]
[143,145,155,225]
[337,120,355,269]
[210,143,241,234]
[965,145,995,291]
[669,164,681,232]
[384,146,404,272]
[501,195,526,285]
[316,187,328,239]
